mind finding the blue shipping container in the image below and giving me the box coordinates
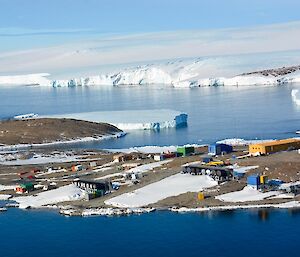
[247,175,260,186]
[233,171,245,179]
[209,144,233,155]
[202,157,213,163]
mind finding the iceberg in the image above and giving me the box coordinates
[291,89,300,105]
[42,109,188,130]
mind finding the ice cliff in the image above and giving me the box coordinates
[2,59,300,88]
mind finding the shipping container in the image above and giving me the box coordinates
[247,175,260,189]
[197,192,205,200]
[260,175,268,184]
[233,171,245,179]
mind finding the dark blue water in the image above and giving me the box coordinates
[1,86,300,256]
[0,208,299,257]
[0,84,299,149]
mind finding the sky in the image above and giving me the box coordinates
[0,0,300,76]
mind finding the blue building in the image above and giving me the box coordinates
[247,175,260,189]
[208,143,233,156]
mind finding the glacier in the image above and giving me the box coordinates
[2,56,300,88]
[42,109,188,130]
[0,73,51,86]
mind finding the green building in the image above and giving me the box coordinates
[177,146,195,156]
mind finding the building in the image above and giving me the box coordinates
[154,153,177,161]
[71,164,84,172]
[208,144,233,156]
[73,179,112,200]
[15,182,34,194]
[177,146,195,157]
[89,161,97,168]
[249,138,300,155]
[113,154,133,163]
[182,164,233,182]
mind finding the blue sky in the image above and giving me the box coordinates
[1,0,300,33]
[0,0,300,75]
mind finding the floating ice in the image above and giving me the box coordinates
[291,89,300,105]
[43,109,188,130]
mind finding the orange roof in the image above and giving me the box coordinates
[250,138,300,147]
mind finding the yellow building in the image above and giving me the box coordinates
[249,139,300,155]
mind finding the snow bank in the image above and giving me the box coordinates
[105,174,217,208]
[80,207,155,217]
[291,89,300,106]
[95,160,171,181]
[13,184,86,209]
[0,73,51,86]
[232,165,259,174]
[124,160,172,174]
[171,201,300,213]
[0,194,12,200]
[216,186,280,203]
[0,153,79,166]
[216,138,274,146]
[43,109,188,130]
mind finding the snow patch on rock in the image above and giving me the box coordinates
[13,184,86,209]
[105,174,217,208]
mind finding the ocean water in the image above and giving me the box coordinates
[0,208,299,257]
[0,85,300,256]
[0,84,299,149]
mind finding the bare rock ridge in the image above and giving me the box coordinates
[240,65,300,77]
[0,118,122,145]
